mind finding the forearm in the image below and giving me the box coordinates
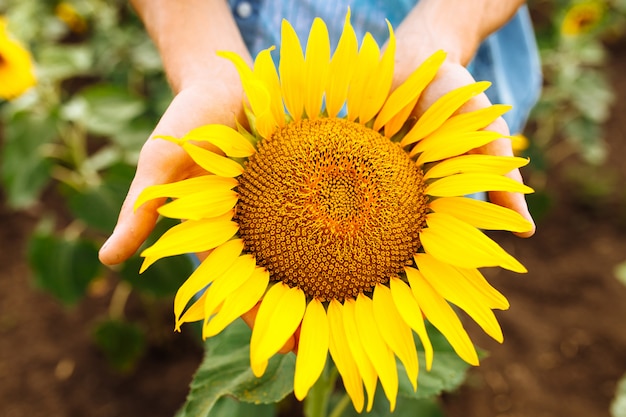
[130,0,251,93]
[395,0,525,78]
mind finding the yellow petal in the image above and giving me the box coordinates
[327,300,365,412]
[346,33,380,123]
[342,298,378,412]
[218,50,254,81]
[415,253,504,342]
[455,267,510,310]
[243,78,277,139]
[427,104,512,139]
[405,266,479,365]
[358,21,395,125]
[170,124,256,157]
[182,143,244,177]
[373,284,419,390]
[173,239,244,327]
[355,294,398,412]
[423,155,530,180]
[279,19,305,121]
[250,283,305,377]
[177,291,207,328]
[134,175,237,211]
[374,50,446,134]
[294,299,329,400]
[383,97,419,140]
[425,172,534,197]
[203,266,269,338]
[0,28,36,99]
[202,254,256,319]
[428,196,534,233]
[140,213,238,272]
[157,190,238,220]
[218,50,277,134]
[420,212,527,273]
[326,10,358,118]
[412,131,504,163]
[389,277,433,370]
[303,18,330,119]
[400,81,491,147]
[254,47,286,127]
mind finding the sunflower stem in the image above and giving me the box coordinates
[328,393,351,417]
[109,281,132,320]
[303,362,338,417]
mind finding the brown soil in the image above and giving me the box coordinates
[2,42,626,417]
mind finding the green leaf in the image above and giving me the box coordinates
[179,396,276,417]
[92,319,146,372]
[27,230,102,305]
[612,373,626,417]
[1,111,56,209]
[65,163,135,234]
[178,320,296,417]
[61,84,146,136]
[37,44,93,81]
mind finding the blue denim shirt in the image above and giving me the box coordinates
[227,0,541,134]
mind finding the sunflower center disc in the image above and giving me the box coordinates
[236,118,427,301]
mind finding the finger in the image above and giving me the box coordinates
[472,124,536,238]
[418,65,536,237]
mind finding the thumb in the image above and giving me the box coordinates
[99,138,191,265]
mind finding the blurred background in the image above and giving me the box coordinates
[1,0,626,416]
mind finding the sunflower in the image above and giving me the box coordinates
[55,2,88,34]
[0,17,36,100]
[136,12,533,413]
[561,1,605,37]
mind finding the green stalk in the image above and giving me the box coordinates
[303,363,339,417]
[328,394,351,417]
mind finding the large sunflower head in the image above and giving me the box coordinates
[137,12,533,413]
[0,16,36,100]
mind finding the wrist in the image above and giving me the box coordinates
[394,0,525,71]
[132,0,252,94]
[395,3,480,68]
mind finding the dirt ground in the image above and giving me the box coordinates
[2,43,626,417]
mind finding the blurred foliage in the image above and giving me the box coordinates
[93,318,146,372]
[0,0,190,370]
[526,0,626,184]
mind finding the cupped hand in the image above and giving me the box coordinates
[98,81,245,266]
[397,57,536,238]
